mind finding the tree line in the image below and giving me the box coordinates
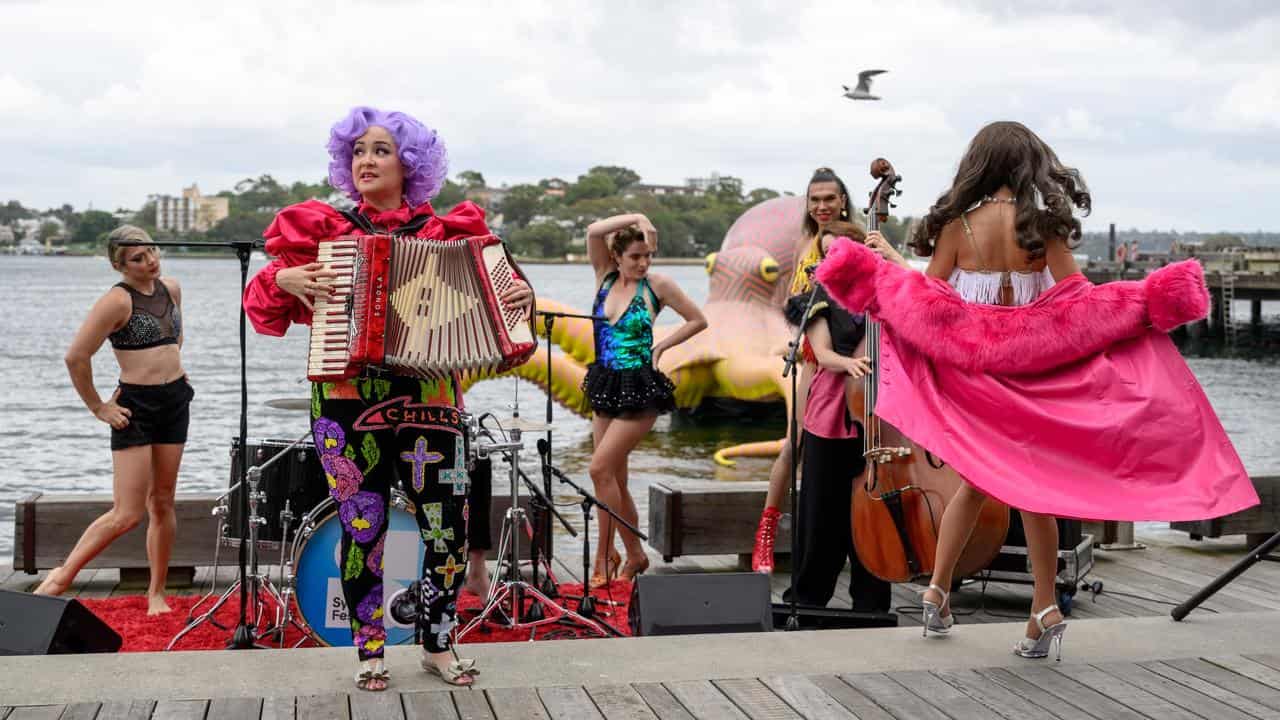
[1,169,917,258]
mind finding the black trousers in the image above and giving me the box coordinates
[784,431,892,612]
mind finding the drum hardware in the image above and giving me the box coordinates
[457,426,610,640]
[167,432,314,651]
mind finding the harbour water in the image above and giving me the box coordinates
[1,254,1276,562]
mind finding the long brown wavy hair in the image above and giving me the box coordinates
[910,121,1091,260]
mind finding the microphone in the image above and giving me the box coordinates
[536,438,549,457]
[803,262,821,277]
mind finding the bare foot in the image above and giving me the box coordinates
[33,567,71,596]
[147,593,172,615]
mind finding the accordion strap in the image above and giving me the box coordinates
[338,208,432,237]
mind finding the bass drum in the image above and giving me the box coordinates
[291,494,426,647]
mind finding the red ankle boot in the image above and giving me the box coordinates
[751,507,782,574]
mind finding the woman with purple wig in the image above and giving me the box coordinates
[244,106,532,690]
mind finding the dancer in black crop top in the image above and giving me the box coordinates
[35,225,193,617]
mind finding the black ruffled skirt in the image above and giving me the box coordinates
[582,362,677,417]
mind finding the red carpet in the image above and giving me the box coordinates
[78,582,633,653]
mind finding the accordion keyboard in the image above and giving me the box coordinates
[308,239,359,379]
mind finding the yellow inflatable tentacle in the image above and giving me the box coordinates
[511,352,593,417]
[713,439,786,467]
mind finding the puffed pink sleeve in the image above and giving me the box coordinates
[243,201,352,336]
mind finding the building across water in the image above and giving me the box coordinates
[151,184,229,233]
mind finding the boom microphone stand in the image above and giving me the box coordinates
[1173,531,1280,620]
[533,309,605,595]
[540,440,642,637]
[122,238,264,649]
[780,269,822,631]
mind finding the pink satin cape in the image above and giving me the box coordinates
[816,240,1256,522]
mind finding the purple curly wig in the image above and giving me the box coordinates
[326,106,449,207]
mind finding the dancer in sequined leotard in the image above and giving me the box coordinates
[582,215,706,588]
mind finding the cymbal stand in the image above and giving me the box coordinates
[167,432,312,650]
[458,427,608,640]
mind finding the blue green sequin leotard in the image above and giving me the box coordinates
[582,272,677,416]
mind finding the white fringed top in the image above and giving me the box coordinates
[947,197,1055,306]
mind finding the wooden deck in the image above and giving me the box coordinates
[4,653,1280,719]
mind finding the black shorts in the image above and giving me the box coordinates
[110,376,195,451]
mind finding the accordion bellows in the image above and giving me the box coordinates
[309,233,536,381]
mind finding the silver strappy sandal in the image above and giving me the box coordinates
[1013,605,1066,661]
[921,583,954,637]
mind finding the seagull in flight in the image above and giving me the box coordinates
[843,69,887,101]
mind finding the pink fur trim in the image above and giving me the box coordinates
[1145,260,1210,332]
[817,249,1211,374]
[814,238,881,313]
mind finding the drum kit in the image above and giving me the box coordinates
[169,371,644,650]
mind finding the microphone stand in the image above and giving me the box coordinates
[532,309,605,598]
[541,449,643,637]
[781,272,822,632]
[122,238,264,649]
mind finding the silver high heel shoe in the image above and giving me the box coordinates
[1013,605,1066,660]
[920,583,954,637]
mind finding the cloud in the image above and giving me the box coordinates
[0,0,1276,232]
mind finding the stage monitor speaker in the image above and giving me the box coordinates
[0,590,121,655]
[628,572,772,636]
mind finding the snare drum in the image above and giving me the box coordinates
[290,493,426,647]
[225,437,330,547]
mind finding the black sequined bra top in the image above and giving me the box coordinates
[108,281,182,350]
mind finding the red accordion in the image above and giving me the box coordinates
[308,233,536,381]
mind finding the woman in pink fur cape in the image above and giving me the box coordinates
[816,122,1256,661]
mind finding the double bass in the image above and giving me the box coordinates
[847,158,1009,583]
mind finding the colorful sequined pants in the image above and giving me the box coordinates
[310,375,470,659]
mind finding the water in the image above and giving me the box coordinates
[1,255,1276,563]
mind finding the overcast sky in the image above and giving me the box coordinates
[2,0,1277,232]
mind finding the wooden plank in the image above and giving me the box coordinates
[1204,655,1280,691]
[934,668,1076,720]
[6,709,64,720]
[999,665,1145,720]
[1248,654,1280,673]
[663,680,749,720]
[260,696,296,720]
[582,686,656,720]
[451,690,495,720]
[646,482,790,558]
[1096,661,1259,720]
[485,688,548,720]
[760,675,859,720]
[1053,664,1201,720]
[95,701,157,720]
[975,667,1104,719]
[54,703,102,720]
[882,671,990,720]
[1139,660,1280,719]
[805,675,895,720]
[151,700,209,720]
[402,692,458,720]
[1159,657,1280,712]
[208,698,265,720]
[631,683,695,720]
[538,687,603,720]
[836,673,949,720]
[1095,549,1280,611]
[17,493,221,571]
[296,694,351,720]
[711,678,800,720]
[350,692,405,720]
